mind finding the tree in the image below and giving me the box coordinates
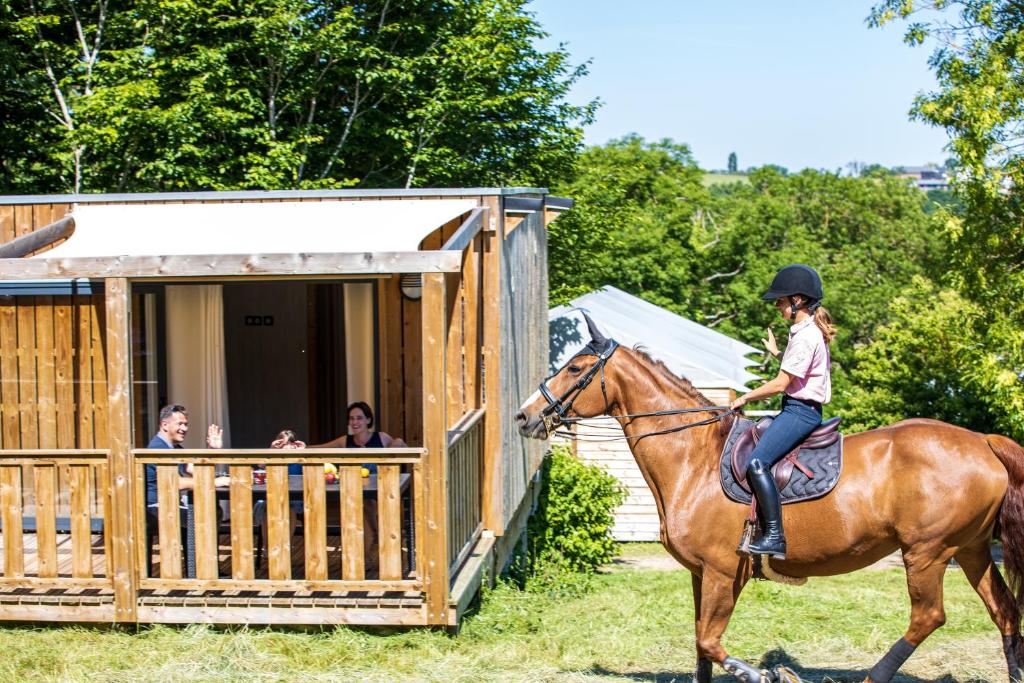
[0,0,594,192]
[692,168,949,418]
[547,134,709,306]
[549,141,951,425]
[870,0,1024,439]
[727,151,737,173]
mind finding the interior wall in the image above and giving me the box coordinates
[223,282,310,447]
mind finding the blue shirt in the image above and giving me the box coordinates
[144,434,188,506]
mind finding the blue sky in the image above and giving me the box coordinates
[529,1,951,172]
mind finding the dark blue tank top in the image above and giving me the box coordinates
[347,432,384,473]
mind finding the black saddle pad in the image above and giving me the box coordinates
[719,417,844,505]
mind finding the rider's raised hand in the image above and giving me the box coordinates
[761,327,780,359]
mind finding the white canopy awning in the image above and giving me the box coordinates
[35,199,477,259]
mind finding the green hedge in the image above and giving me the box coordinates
[511,445,626,593]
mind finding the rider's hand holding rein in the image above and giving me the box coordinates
[730,368,795,411]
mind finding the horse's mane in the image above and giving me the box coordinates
[630,344,737,435]
[630,344,712,407]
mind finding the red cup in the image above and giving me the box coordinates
[253,470,267,485]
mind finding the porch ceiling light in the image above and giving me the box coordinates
[401,274,422,300]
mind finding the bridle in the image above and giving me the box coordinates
[539,340,620,434]
[536,338,739,441]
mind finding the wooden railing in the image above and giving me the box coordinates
[447,410,484,571]
[0,450,112,589]
[0,443,463,623]
[133,448,426,593]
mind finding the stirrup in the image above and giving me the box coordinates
[747,535,786,560]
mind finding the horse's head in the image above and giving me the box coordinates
[516,313,621,439]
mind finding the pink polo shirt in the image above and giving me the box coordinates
[780,317,831,404]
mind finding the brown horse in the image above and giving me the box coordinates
[515,317,1024,683]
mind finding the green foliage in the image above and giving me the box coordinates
[727,151,738,173]
[547,134,709,305]
[697,167,948,419]
[843,276,994,433]
[514,445,625,593]
[551,144,950,423]
[870,0,1024,440]
[0,0,593,192]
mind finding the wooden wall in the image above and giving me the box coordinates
[0,295,109,452]
[377,206,483,447]
[497,207,549,530]
[0,203,72,253]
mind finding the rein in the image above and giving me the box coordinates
[553,408,739,443]
[537,337,740,443]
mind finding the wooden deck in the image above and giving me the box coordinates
[0,529,423,611]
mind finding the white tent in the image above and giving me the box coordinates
[549,285,761,392]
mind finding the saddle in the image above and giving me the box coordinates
[719,416,844,506]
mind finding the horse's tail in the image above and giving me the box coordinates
[987,433,1024,631]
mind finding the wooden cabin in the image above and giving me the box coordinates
[0,188,566,627]
[549,287,760,541]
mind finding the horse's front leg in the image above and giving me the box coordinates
[695,568,768,682]
[692,572,713,683]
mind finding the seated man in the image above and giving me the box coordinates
[145,403,230,503]
[144,404,229,572]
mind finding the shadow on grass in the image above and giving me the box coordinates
[580,647,992,683]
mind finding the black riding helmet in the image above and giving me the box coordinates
[761,264,824,301]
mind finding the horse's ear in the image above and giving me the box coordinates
[581,311,607,347]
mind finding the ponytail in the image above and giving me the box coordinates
[813,305,836,344]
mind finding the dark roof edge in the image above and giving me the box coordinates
[0,187,549,205]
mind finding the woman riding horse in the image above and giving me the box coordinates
[730,264,836,559]
[516,309,1024,683]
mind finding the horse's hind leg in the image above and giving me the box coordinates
[867,551,950,683]
[954,539,1024,682]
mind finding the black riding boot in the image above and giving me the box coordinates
[746,460,787,559]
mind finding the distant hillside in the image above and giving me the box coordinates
[702,172,750,187]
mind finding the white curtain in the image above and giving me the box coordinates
[165,285,231,448]
[344,283,376,417]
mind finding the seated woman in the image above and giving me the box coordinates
[311,401,407,464]
[311,402,406,574]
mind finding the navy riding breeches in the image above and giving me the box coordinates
[747,395,823,469]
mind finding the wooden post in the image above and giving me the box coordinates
[421,272,449,625]
[445,270,464,427]
[463,235,481,411]
[480,200,504,534]
[105,277,138,622]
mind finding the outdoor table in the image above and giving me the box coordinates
[183,473,413,579]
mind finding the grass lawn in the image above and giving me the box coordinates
[0,544,1007,682]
